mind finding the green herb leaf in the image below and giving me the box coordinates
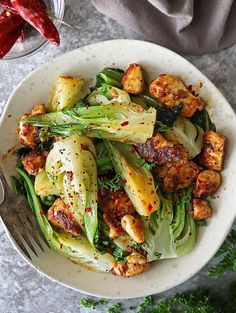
[137,157,155,171]
[108,302,123,313]
[208,229,236,278]
[98,174,123,192]
[80,297,97,309]
[195,219,207,227]
[113,247,128,262]
[136,296,154,313]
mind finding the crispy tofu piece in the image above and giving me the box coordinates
[112,252,149,277]
[22,150,48,176]
[47,198,80,235]
[19,104,46,148]
[121,215,145,244]
[136,132,187,164]
[98,189,135,239]
[199,131,225,171]
[121,64,145,95]
[194,169,221,198]
[156,161,200,192]
[149,75,204,117]
[193,199,212,220]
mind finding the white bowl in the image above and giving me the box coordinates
[0,40,236,299]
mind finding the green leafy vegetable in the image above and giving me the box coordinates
[140,94,182,127]
[40,195,57,207]
[95,68,124,88]
[165,116,204,159]
[112,246,128,262]
[108,303,123,313]
[46,135,98,246]
[48,76,86,112]
[80,298,97,309]
[22,102,156,145]
[16,167,115,272]
[87,84,131,106]
[208,229,236,278]
[142,187,196,261]
[94,220,112,253]
[98,174,123,192]
[80,297,108,309]
[195,219,207,227]
[11,175,24,195]
[137,157,156,171]
[155,121,171,132]
[105,141,160,216]
[136,296,154,313]
[191,109,216,132]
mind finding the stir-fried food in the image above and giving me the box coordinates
[13,64,226,276]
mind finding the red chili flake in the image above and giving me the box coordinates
[60,243,63,250]
[81,144,88,150]
[86,104,89,110]
[131,148,135,154]
[70,201,73,206]
[39,210,44,216]
[66,171,73,182]
[139,122,145,125]
[85,208,92,213]
[147,203,153,212]
[94,256,98,260]
[188,84,192,91]
[121,121,129,127]
[138,107,144,112]
[151,190,155,195]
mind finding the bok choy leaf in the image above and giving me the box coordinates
[22,103,156,145]
[105,141,160,216]
[16,167,115,272]
[45,135,98,246]
[142,187,196,261]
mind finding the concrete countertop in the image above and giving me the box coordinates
[0,1,236,312]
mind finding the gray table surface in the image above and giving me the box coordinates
[0,1,236,312]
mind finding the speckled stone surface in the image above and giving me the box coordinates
[0,1,236,312]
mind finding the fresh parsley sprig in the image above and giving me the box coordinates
[98,174,123,192]
[208,229,236,278]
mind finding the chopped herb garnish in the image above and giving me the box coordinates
[98,174,123,192]
[137,158,155,171]
[208,229,236,278]
[195,219,207,227]
[108,302,123,313]
[113,247,128,262]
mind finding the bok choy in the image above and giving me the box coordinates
[142,187,196,261]
[45,135,98,246]
[105,141,160,216]
[164,116,204,159]
[16,167,115,272]
[22,103,156,145]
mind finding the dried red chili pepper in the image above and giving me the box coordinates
[0,0,17,13]
[0,9,24,36]
[0,10,25,58]
[10,0,60,45]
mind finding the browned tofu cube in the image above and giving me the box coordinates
[121,64,145,95]
[22,150,48,176]
[156,161,200,192]
[47,198,80,235]
[136,132,187,164]
[194,169,221,198]
[18,104,46,148]
[149,74,204,117]
[199,131,225,171]
[193,199,212,220]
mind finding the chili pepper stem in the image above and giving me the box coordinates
[47,11,76,29]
